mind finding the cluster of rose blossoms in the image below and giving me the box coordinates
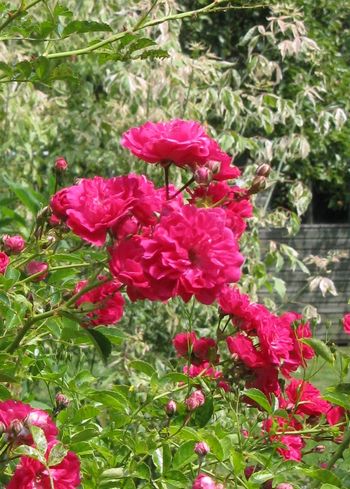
[3,119,349,488]
[0,398,80,488]
[48,119,347,485]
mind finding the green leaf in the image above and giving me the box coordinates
[273,277,286,299]
[244,388,272,413]
[3,176,45,214]
[302,338,334,364]
[152,445,172,474]
[164,470,189,488]
[230,449,244,475]
[84,328,112,363]
[12,444,42,461]
[132,462,151,480]
[62,20,112,37]
[35,56,50,80]
[30,426,47,455]
[250,470,274,485]
[204,434,224,461]
[302,468,341,487]
[160,372,189,384]
[172,440,196,469]
[48,441,68,466]
[129,360,156,378]
[88,391,128,413]
[320,485,341,489]
[0,384,11,400]
[195,397,214,427]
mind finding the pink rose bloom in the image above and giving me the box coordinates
[0,400,58,445]
[183,362,219,379]
[264,417,304,462]
[7,441,80,489]
[343,313,350,334]
[285,379,330,417]
[190,182,252,234]
[279,313,314,376]
[185,390,205,411]
[173,332,196,357]
[140,205,244,304]
[326,405,345,426]
[173,333,218,364]
[0,251,9,274]
[247,367,281,398]
[74,276,124,327]
[26,261,48,281]
[121,119,239,177]
[192,473,222,489]
[51,174,161,246]
[227,334,268,369]
[3,235,25,254]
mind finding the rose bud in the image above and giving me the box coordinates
[165,400,177,416]
[55,156,68,171]
[3,235,25,254]
[194,167,213,185]
[314,445,326,453]
[9,419,24,437]
[248,176,266,195]
[194,441,210,457]
[185,390,205,411]
[276,484,294,489]
[206,160,221,174]
[55,393,70,410]
[49,214,61,227]
[0,252,10,275]
[256,163,271,177]
[26,261,48,281]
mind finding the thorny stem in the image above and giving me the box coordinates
[171,176,195,199]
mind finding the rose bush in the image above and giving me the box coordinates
[0,119,349,488]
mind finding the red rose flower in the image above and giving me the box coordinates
[3,235,25,254]
[0,251,9,274]
[26,261,48,281]
[343,313,350,334]
[7,441,80,489]
[0,400,57,445]
[74,277,124,327]
[121,119,239,179]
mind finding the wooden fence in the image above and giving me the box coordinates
[259,224,350,343]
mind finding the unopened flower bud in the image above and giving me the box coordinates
[49,215,61,227]
[55,156,68,171]
[256,163,271,177]
[334,434,344,444]
[276,484,294,489]
[206,160,221,174]
[3,235,25,254]
[248,175,266,195]
[185,390,205,411]
[194,441,210,457]
[194,167,213,185]
[10,419,24,437]
[26,261,48,281]
[314,444,326,453]
[165,400,177,416]
[0,421,6,435]
[55,393,70,410]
